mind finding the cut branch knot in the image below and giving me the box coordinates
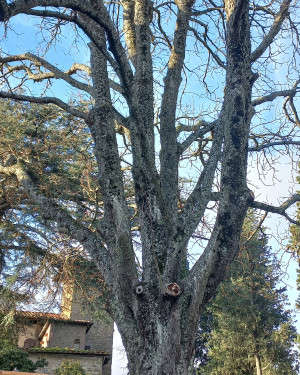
[165,283,181,297]
[135,285,144,294]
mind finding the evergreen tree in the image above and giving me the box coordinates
[196,213,299,375]
[289,184,300,310]
[0,98,106,309]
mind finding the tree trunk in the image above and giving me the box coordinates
[115,299,197,375]
[255,352,263,375]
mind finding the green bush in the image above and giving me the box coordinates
[55,360,86,375]
[0,339,47,372]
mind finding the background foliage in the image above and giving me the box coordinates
[195,212,299,374]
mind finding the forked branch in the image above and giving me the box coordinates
[250,0,292,62]
[250,195,300,225]
[0,53,93,94]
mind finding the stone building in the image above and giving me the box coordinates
[7,283,114,375]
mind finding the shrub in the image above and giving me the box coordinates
[55,360,86,375]
[0,339,47,372]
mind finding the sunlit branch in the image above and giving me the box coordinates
[18,4,134,94]
[0,53,93,94]
[0,91,87,119]
[121,0,137,66]
[113,108,130,130]
[24,8,125,86]
[178,120,218,154]
[243,212,268,245]
[1,52,124,95]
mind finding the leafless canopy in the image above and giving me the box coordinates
[0,0,299,374]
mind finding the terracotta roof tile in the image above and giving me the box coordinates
[17,311,62,320]
[1,310,92,325]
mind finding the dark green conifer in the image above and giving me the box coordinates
[196,212,299,375]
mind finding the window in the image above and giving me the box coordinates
[74,339,80,350]
[24,338,36,348]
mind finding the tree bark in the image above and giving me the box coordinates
[255,352,263,375]
[114,295,197,375]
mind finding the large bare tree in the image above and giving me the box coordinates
[0,0,299,373]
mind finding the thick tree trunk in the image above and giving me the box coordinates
[116,300,197,375]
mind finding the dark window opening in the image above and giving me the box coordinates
[24,338,36,348]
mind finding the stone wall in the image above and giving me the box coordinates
[85,316,113,352]
[60,281,113,375]
[49,321,87,349]
[29,352,108,375]
[18,323,44,348]
[85,318,113,375]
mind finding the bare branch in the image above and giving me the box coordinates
[23,8,125,83]
[250,0,292,62]
[0,53,93,94]
[153,7,172,49]
[3,1,134,95]
[175,122,223,250]
[188,26,226,69]
[178,119,218,154]
[252,86,299,107]
[288,93,300,126]
[250,194,300,226]
[160,0,195,218]
[248,140,300,152]
[243,212,268,245]
[192,6,224,16]
[0,91,87,119]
